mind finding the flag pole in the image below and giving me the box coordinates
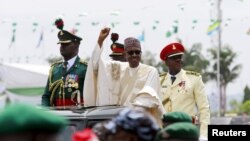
[217,0,222,116]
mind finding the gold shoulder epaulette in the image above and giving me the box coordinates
[160,72,167,85]
[50,61,63,67]
[160,72,167,77]
[79,59,88,65]
[186,70,200,76]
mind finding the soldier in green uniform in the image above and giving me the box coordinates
[41,19,87,107]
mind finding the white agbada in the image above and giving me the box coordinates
[84,44,162,107]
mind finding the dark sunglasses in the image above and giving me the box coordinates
[127,50,141,56]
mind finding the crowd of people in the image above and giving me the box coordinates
[0,103,200,141]
[0,19,210,141]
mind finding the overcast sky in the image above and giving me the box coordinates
[0,0,250,99]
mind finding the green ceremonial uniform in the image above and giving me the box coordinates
[42,56,87,107]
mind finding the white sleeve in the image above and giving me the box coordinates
[84,43,115,106]
[145,68,161,98]
[83,43,103,106]
[91,44,104,72]
[194,76,210,139]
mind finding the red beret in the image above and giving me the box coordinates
[110,42,124,56]
[160,43,185,60]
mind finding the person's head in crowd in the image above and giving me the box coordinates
[72,128,99,141]
[160,42,185,75]
[155,122,199,141]
[92,121,109,141]
[124,37,142,68]
[55,18,82,61]
[0,103,68,141]
[93,108,159,141]
[109,33,126,62]
[162,112,192,127]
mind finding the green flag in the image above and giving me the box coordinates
[166,31,172,38]
[9,29,16,48]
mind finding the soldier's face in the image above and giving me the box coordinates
[60,42,78,58]
[165,55,183,74]
[125,47,141,68]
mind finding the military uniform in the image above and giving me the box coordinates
[109,33,126,62]
[42,57,87,106]
[160,69,210,139]
[41,18,87,107]
[159,43,210,140]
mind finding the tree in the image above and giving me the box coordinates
[207,45,242,116]
[242,85,250,103]
[141,50,168,73]
[239,100,250,115]
[141,50,158,67]
[228,99,241,113]
[182,43,210,82]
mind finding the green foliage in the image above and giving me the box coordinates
[206,45,242,86]
[182,43,210,82]
[155,61,168,73]
[239,100,250,115]
[141,50,167,73]
[228,99,241,113]
[243,85,250,103]
[207,45,242,116]
[141,51,158,66]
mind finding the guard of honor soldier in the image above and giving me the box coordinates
[41,18,87,107]
[159,42,210,140]
[109,33,126,62]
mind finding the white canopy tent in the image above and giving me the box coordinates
[0,63,49,88]
[0,63,50,108]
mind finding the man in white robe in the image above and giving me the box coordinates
[84,28,163,112]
